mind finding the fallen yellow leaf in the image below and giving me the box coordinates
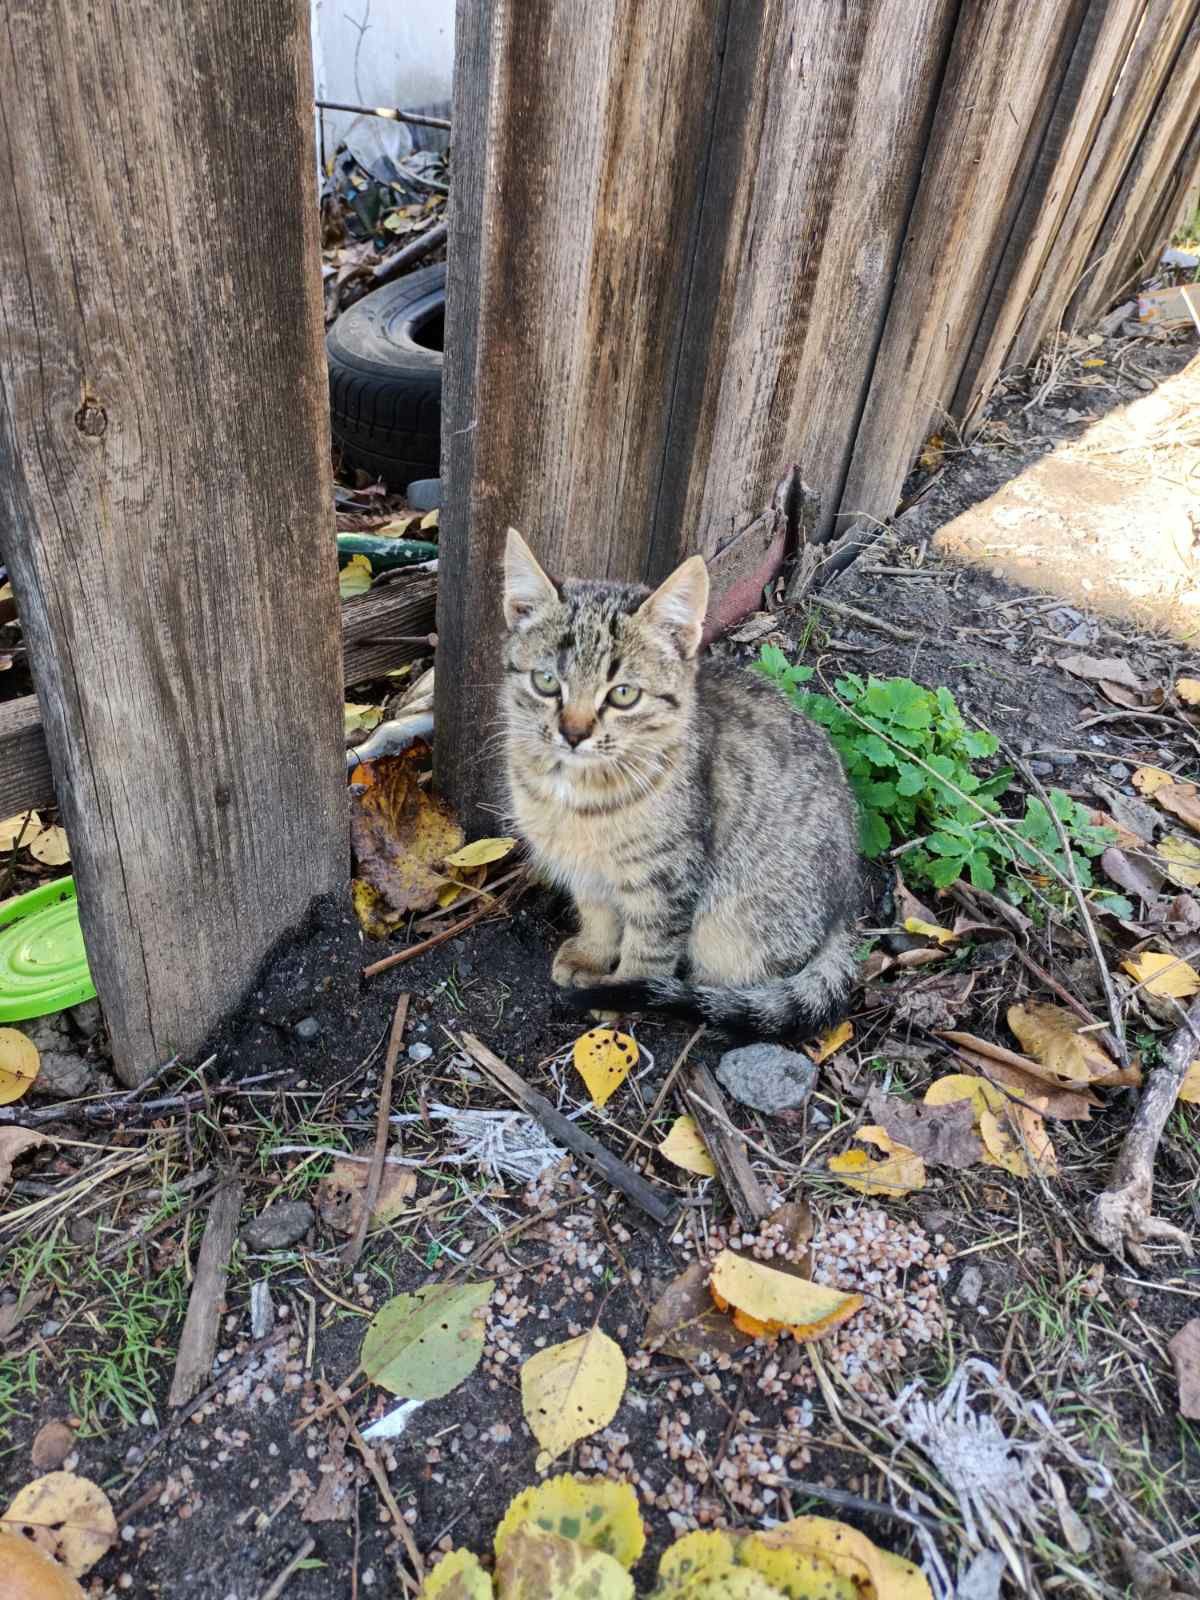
[339,553,372,599]
[1122,950,1200,998]
[748,1517,932,1600]
[903,916,956,946]
[572,1027,638,1108]
[708,1251,862,1341]
[657,1114,716,1177]
[1152,780,1200,836]
[1133,765,1173,796]
[350,745,465,937]
[828,1126,926,1197]
[495,1526,632,1600]
[0,1028,40,1106]
[420,1547,493,1598]
[924,1073,1006,1119]
[520,1329,627,1469]
[420,508,439,532]
[737,1540,856,1599]
[344,702,384,738]
[978,1108,1029,1177]
[0,810,40,850]
[805,1019,853,1063]
[28,826,70,867]
[1179,1062,1200,1105]
[2,1472,116,1577]
[495,1476,644,1569]
[443,837,517,870]
[1006,1002,1118,1083]
[436,864,486,909]
[1157,834,1200,889]
[1177,679,1200,707]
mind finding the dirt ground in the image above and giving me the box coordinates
[3,326,1200,1600]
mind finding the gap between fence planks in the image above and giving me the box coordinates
[3,578,437,818]
[455,1031,679,1227]
[168,1179,244,1408]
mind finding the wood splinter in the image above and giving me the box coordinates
[1087,993,1200,1265]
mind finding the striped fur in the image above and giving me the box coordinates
[500,529,862,1041]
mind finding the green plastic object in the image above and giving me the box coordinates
[337,532,438,574]
[0,876,96,1022]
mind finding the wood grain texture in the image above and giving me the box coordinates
[1073,4,1200,321]
[0,0,345,1081]
[0,697,51,819]
[954,0,1145,425]
[652,0,959,560]
[1010,0,1200,367]
[3,582,439,818]
[836,0,1093,539]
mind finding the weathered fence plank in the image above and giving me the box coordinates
[0,0,344,1081]
[1073,5,1200,321]
[0,698,51,821]
[953,0,1147,426]
[836,0,1090,538]
[650,0,961,561]
[1010,0,1200,367]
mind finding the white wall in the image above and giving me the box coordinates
[310,0,454,175]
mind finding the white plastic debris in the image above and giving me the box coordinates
[249,1280,274,1340]
[362,1398,423,1442]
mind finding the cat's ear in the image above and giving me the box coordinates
[503,527,559,630]
[639,554,709,658]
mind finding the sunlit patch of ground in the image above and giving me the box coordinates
[933,352,1200,639]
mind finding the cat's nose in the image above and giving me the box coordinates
[560,711,595,747]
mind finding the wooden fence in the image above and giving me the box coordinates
[1,0,1197,1076]
[435,0,1200,822]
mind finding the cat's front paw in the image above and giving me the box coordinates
[551,936,615,989]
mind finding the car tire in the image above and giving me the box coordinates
[326,264,444,489]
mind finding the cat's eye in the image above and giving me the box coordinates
[530,669,560,697]
[607,683,642,709]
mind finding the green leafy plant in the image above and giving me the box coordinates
[756,648,1116,901]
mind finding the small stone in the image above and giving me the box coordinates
[955,1264,983,1307]
[1108,763,1130,782]
[68,1000,104,1038]
[717,1043,817,1115]
[30,1051,95,1101]
[294,1017,320,1042]
[242,1200,314,1252]
[1028,760,1054,778]
[31,1420,75,1469]
[1047,752,1075,769]
[405,477,442,512]
[407,1041,434,1063]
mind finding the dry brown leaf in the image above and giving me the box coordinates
[349,745,464,937]
[1133,766,1174,796]
[1100,846,1165,905]
[2,1472,116,1577]
[300,1428,354,1523]
[316,1157,417,1235]
[1088,808,1146,853]
[828,1126,926,1196]
[1168,1319,1200,1419]
[1006,1002,1119,1084]
[805,1019,853,1063]
[1058,654,1143,692]
[1152,780,1200,836]
[969,1054,1098,1121]
[866,1091,984,1167]
[30,1423,75,1472]
[0,1530,86,1600]
[0,1126,51,1191]
[0,811,40,851]
[940,1028,1138,1090]
[642,1261,754,1361]
[1176,678,1200,706]
[27,826,70,866]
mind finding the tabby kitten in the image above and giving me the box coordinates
[500,529,861,1038]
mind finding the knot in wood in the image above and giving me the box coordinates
[74,400,107,437]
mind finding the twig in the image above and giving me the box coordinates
[343,994,409,1269]
[812,596,923,643]
[782,1479,940,1531]
[681,1064,771,1227]
[315,98,450,131]
[1004,746,1128,1066]
[622,1024,705,1161]
[454,1032,679,1227]
[1087,993,1200,1265]
[318,1380,424,1589]
[168,1179,244,1407]
[371,221,448,287]
[0,1075,287,1128]
[363,882,521,978]
[258,1536,317,1600]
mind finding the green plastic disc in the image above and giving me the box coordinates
[0,876,97,1022]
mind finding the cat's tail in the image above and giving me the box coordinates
[565,923,857,1041]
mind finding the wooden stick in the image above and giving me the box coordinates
[1087,994,1200,1265]
[363,890,511,978]
[371,220,448,287]
[812,596,923,643]
[343,994,410,1269]
[455,1032,679,1227]
[258,1536,317,1600]
[318,1379,424,1588]
[168,1179,244,1407]
[315,98,451,131]
[681,1063,772,1228]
